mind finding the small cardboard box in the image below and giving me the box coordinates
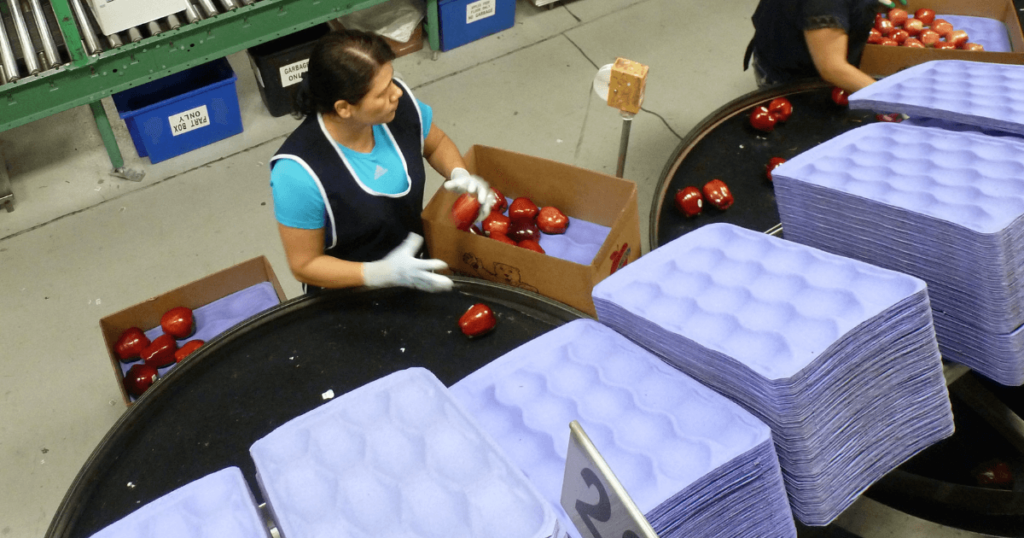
[100,256,286,406]
[608,58,649,114]
[859,0,1024,76]
[422,146,641,316]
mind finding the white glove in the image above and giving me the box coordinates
[363,233,453,292]
[444,168,497,222]
[877,0,906,7]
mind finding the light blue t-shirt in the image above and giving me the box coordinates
[271,100,433,229]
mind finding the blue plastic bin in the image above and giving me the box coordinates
[112,58,243,164]
[438,0,515,51]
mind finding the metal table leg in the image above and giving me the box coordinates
[0,152,13,212]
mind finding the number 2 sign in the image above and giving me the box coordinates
[559,421,658,538]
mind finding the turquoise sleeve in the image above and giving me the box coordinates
[417,99,433,140]
[270,159,326,230]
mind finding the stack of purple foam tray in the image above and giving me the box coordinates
[591,223,954,526]
[450,319,797,538]
[850,60,1024,136]
[773,120,1024,386]
[89,467,269,538]
[250,368,555,538]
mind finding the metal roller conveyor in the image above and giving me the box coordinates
[7,0,40,75]
[0,16,19,81]
[183,3,201,23]
[105,32,121,48]
[196,0,218,18]
[26,0,59,68]
[0,62,7,85]
[165,13,180,30]
[145,21,162,37]
[69,0,100,55]
[126,27,142,42]
[217,0,236,11]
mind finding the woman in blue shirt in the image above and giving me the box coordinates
[744,0,905,93]
[271,30,493,293]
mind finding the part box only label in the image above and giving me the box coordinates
[466,0,495,23]
[279,60,309,88]
[169,105,210,136]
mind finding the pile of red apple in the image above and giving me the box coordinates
[749,97,792,133]
[871,7,983,50]
[674,179,734,218]
[114,306,205,399]
[450,188,569,255]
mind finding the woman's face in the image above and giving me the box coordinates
[346,62,403,125]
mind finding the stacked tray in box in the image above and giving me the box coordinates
[249,368,554,538]
[591,223,954,526]
[773,120,1024,386]
[89,467,268,538]
[450,319,796,538]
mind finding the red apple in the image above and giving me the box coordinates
[702,179,734,210]
[490,187,507,214]
[175,340,205,362]
[919,29,941,47]
[490,233,517,245]
[934,41,957,50]
[931,19,953,38]
[450,193,480,231]
[831,87,849,106]
[974,461,1013,487]
[482,212,511,237]
[888,8,908,27]
[902,37,925,48]
[673,186,703,217]
[517,239,545,254]
[536,206,569,234]
[142,334,177,369]
[749,106,777,133]
[766,157,787,182]
[876,18,894,37]
[963,42,984,51]
[768,97,792,122]
[891,29,909,44]
[904,18,924,36]
[124,364,159,398]
[880,37,899,46]
[114,327,151,362]
[508,197,539,223]
[947,30,969,48]
[868,28,883,44]
[508,219,540,243]
[459,303,496,338]
[915,8,935,25]
[161,306,195,340]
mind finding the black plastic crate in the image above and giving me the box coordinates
[246,24,332,117]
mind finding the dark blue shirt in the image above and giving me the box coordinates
[749,0,879,84]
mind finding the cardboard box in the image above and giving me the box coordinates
[422,146,641,316]
[859,0,1024,76]
[607,58,649,114]
[327,20,425,58]
[100,256,286,406]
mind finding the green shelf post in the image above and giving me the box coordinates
[426,0,439,51]
[89,101,124,169]
[48,0,89,66]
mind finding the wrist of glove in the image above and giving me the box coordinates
[363,233,453,293]
[444,168,497,221]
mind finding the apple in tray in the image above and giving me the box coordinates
[459,303,497,338]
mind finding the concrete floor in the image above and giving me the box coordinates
[0,0,1000,537]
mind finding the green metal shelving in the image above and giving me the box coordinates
[0,0,439,170]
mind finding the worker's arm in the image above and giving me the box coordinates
[278,225,453,292]
[804,27,877,94]
[423,124,466,180]
[423,123,496,218]
[277,224,366,288]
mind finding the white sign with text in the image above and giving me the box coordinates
[169,105,210,136]
[279,59,309,88]
[466,0,495,23]
[560,421,659,538]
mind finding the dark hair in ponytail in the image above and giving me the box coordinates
[292,29,397,119]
